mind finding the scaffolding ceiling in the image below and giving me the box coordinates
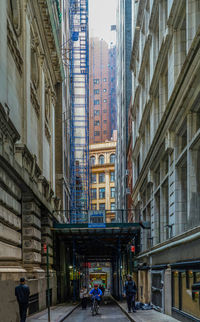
[53,222,140,260]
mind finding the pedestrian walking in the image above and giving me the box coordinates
[99,284,105,296]
[80,285,88,309]
[123,275,137,313]
[15,277,30,322]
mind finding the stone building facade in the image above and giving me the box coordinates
[89,141,116,221]
[130,0,200,321]
[116,0,133,212]
[108,45,117,138]
[126,102,134,222]
[0,0,70,320]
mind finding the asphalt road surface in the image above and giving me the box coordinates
[64,302,129,321]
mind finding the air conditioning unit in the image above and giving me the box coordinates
[125,169,129,176]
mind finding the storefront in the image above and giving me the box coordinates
[171,261,200,322]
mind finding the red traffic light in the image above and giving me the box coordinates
[131,245,135,253]
[43,243,47,253]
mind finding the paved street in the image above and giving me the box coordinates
[65,303,129,321]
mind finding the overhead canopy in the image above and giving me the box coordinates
[52,222,140,261]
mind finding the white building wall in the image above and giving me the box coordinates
[130,2,200,314]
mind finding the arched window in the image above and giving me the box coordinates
[99,155,105,165]
[110,154,115,164]
[90,156,95,166]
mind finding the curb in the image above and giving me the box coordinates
[111,296,136,322]
[58,303,80,322]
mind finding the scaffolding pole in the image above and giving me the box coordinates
[69,0,89,223]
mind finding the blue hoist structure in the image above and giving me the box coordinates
[69,0,89,223]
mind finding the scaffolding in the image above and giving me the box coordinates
[69,0,89,223]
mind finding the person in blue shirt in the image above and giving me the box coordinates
[89,284,102,307]
[15,277,30,322]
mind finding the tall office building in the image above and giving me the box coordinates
[115,0,133,212]
[89,38,111,144]
[108,45,117,138]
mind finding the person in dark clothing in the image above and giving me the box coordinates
[15,277,30,322]
[80,286,88,309]
[123,275,137,313]
[99,284,105,302]
[99,284,105,296]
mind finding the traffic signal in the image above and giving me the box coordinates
[131,245,135,253]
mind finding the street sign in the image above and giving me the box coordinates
[88,210,106,228]
[88,223,106,228]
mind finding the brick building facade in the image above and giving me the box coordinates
[89,38,111,144]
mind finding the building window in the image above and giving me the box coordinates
[94,120,100,126]
[111,202,115,210]
[99,173,105,183]
[103,110,107,113]
[172,270,200,319]
[93,79,99,84]
[110,171,115,182]
[94,89,99,94]
[99,155,105,164]
[99,188,105,199]
[91,204,97,210]
[103,89,107,92]
[110,154,115,163]
[94,100,100,105]
[111,187,115,198]
[103,120,107,124]
[90,173,96,183]
[94,131,100,136]
[90,156,95,165]
[103,130,107,134]
[91,188,97,200]
[99,203,105,210]
[94,110,100,116]
[103,78,107,82]
[103,99,107,103]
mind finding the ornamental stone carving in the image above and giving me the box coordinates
[15,144,42,181]
[8,0,22,36]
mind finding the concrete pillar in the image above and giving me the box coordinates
[164,268,172,315]
[186,0,197,52]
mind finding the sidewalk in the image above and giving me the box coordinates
[27,303,79,322]
[115,300,179,322]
